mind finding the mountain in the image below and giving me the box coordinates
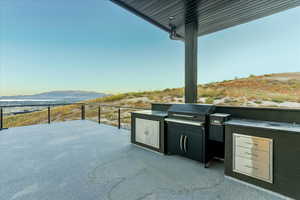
[0,90,108,100]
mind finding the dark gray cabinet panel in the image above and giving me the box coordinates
[167,122,204,162]
[225,125,300,199]
[167,125,184,155]
[184,130,203,162]
[209,125,224,142]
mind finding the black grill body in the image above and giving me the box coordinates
[209,113,231,143]
[165,104,215,167]
[209,113,231,159]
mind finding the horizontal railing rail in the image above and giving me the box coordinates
[0,102,146,109]
[0,103,147,131]
[0,103,76,108]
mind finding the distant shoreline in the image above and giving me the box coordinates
[0,99,59,102]
[0,99,78,115]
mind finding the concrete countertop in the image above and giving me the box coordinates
[132,110,168,117]
[225,118,300,133]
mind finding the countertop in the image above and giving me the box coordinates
[225,118,300,133]
[132,110,168,117]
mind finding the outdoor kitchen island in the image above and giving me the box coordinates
[132,103,300,200]
[131,110,168,153]
[225,119,300,199]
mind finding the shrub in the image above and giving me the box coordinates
[98,94,127,102]
[271,97,285,103]
[269,94,291,103]
[254,100,262,104]
[199,88,225,98]
[205,97,214,104]
[224,98,233,103]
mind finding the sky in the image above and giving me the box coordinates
[1,0,300,96]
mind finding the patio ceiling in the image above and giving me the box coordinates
[111,0,300,103]
[111,0,300,38]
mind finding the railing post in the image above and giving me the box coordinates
[0,107,3,130]
[118,108,121,129]
[48,106,51,124]
[98,106,101,124]
[81,104,85,120]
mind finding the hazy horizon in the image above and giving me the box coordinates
[1,1,300,96]
[0,89,107,97]
[1,72,300,97]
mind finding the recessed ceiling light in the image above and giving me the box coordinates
[169,16,175,21]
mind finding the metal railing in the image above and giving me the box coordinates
[0,103,146,131]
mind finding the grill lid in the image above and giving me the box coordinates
[168,104,215,116]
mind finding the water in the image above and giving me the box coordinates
[0,99,80,106]
[0,98,84,115]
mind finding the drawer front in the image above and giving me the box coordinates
[233,133,273,183]
[234,157,272,182]
[135,118,160,149]
[235,146,270,163]
[234,134,271,152]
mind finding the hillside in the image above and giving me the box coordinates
[3,73,300,128]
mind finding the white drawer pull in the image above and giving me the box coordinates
[245,152,258,157]
[246,142,258,146]
[244,165,259,170]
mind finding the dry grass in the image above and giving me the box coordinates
[4,73,300,128]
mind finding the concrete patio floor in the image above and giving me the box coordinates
[0,120,287,200]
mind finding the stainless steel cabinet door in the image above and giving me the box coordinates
[135,118,160,149]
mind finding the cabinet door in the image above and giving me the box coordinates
[167,123,185,155]
[184,129,204,162]
[135,118,160,149]
[209,125,224,142]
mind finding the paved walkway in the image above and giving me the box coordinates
[0,121,287,200]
